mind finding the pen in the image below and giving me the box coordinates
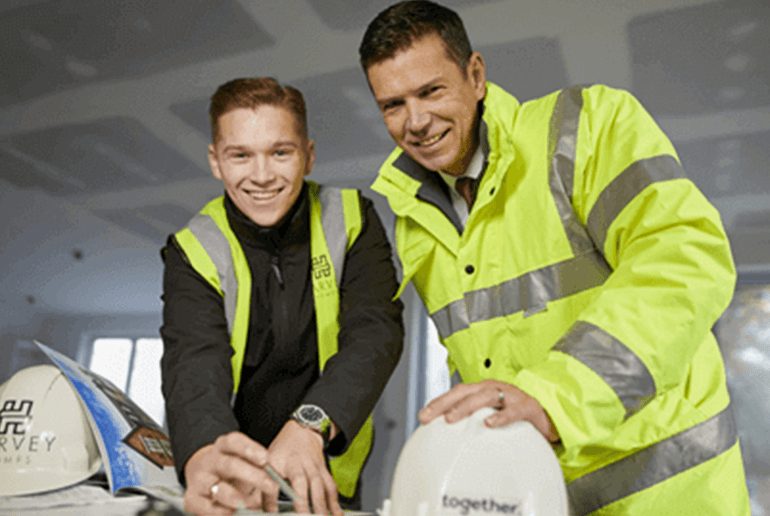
[264,464,301,504]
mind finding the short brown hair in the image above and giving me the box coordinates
[359,1,472,73]
[209,77,308,143]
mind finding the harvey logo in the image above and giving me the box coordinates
[311,255,336,295]
[0,399,57,465]
[311,255,332,280]
[0,399,33,435]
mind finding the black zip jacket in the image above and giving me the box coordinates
[160,183,404,486]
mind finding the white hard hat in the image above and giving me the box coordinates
[383,407,569,516]
[0,364,102,496]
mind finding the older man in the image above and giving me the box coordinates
[360,2,750,514]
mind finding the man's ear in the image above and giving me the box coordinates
[466,52,486,101]
[208,144,223,181]
[304,139,316,177]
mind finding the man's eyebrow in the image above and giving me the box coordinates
[376,76,442,106]
[271,140,299,149]
[219,141,299,153]
[220,144,249,153]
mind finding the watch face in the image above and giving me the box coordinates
[299,405,324,423]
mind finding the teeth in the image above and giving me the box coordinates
[421,133,443,146]
[247,189,281,199]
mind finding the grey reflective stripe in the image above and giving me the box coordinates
[430,250,611,340]
[430,298,469,342]
[318,186,349,287]
[546,86,657,418]
[184,187,350,335]
[186,213,237,334]
[555,321,655,419]
[568,405,738,515]
[587,155,687,251]
[548,84,596,256]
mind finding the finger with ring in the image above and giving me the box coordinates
[210,483,220,497]
[497,389,505,407]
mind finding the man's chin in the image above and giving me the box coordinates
[400,145,459,174]
[404,152,448,173]
[250,214,282,227]
[242,203,285,228]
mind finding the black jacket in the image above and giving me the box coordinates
[160,183,404,485]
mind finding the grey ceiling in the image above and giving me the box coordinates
[4,117,207,196]
[0,0,768,319]
[629,0,769,114]
[0,0,273,107]
[306,0,503,31]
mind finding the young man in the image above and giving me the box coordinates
[360,2,750,514]
[160,78,404,516]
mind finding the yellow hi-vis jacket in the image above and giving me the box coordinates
[372,82,750,515]
[173,180,372,498]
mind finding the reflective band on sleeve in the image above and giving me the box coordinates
[568,405,738,516]
[548,84,598,257]
[586,155,687,251]
[554,321,655,419]
[430,297,470,342]
[430,249,611,340]
[187,214,238,334]
[318,186,348,287]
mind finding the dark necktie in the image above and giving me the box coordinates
[455,176,477,210]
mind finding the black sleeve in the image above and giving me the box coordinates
[301,194,405,455]
[159,237,240,485]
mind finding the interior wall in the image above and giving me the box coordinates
[0,313,163,385]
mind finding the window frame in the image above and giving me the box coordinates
[83,331,166,429]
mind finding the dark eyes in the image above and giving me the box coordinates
[227,149,291,159]
[383,100,403,111]
[382,86,442,111]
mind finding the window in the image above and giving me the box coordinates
[405,307,453,439]
[715,284,770,513]
[425,319,450,404]
[89,337,165,427]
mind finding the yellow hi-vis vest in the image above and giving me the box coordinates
[173,180,372,498]
[373,83,749,515]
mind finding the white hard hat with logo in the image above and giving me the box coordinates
[382,407,569,516]
[0,364,102,496]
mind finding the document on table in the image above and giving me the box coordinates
[0,483,146,512]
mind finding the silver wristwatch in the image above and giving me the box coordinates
[291,404,332,449]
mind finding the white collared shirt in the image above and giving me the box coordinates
[437,146,485,229]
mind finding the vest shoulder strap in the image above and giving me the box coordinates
[312,181,362,286]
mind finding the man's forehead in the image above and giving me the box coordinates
[368,35,464,97]
[216,106,305,142]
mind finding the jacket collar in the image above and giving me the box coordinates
[224,182,309,251]
[380,82,516,233]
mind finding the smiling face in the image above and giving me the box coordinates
[208,105,314,227]
[366,33,486,176]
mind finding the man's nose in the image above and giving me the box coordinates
[248,156,274,184]
[405,99,430,135]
